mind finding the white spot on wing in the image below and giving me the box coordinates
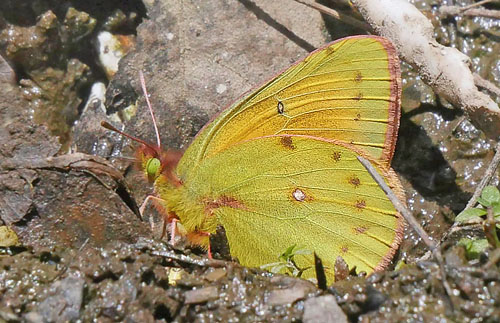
[292,188,306,202]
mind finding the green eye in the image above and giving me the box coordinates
[146,158,161,178]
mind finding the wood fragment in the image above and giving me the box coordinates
[294,0,371,31]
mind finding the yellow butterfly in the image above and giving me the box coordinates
[104,35,405,283]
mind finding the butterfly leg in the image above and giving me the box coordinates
[140,195,176,242]
[163,216,178,245]
[199,232,212,259]
[139,194,166,218]
[207,239,212,259]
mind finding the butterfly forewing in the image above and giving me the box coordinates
[177,36,401,178]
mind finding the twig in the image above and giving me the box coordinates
[293,0,371,31]
[150,249,231,268]
[483,247,500,269]
[439,0,500,19]
[484,206,500,248]
[357,157,436,251]
[357,155,455,309]
[474,73,500,98]
[462,0,495,11]
[465,141,500,210]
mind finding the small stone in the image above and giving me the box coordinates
[268,275,317,305]
[216,83,227,94]
[0,226,19,247]
[268,286,308,306]
[303,295,347,323]
[37,276,85,322]
[204,268,227,282]
[184,286,219,304]
[334,256,349,282]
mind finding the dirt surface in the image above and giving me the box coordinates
[1,0,500,321]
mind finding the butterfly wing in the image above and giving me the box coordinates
[177,35,401,177]
[178,135,405,282]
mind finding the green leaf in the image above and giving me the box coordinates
[270,263,287,274]
[394,260,406,271]
[262,245,313,278]
[458,238,489,259]
[493,204,500,216]
[260,262,282,270]
[293,248,313,256]
[279,244,297,261]
[477,197,491,207]
[455,208,486,222]
[458,238,472,250]
[480,186,500,205]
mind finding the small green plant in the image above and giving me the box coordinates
[457,238,490,260]
[455,185,500,258]
[261,244,312,277]
[456,186,500,225]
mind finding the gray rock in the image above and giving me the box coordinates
[303,295,347,323]
[37,276,85,322]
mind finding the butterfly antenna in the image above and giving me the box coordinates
[101,121,157,152]
[104,155,137,161]
[139,70,161,148]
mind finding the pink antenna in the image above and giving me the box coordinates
[139,70,161,148]
[101,121,157,152]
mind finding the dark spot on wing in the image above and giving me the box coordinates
[354,226,368,234]
[280,136,295,150]
[354,92,363,101]
[355,71,363,82]
[354,113,361,121]
[204,195,248,216]
[332,151,342,162]
[355,200,366,210]
[340,245,349,254]
[277,101,284,114]
[348,176,361,188]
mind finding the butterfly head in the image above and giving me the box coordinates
[136,144,163,183]
[145,155,161,181]
[101,71,184,187]
[136,140,183,186]
[101,121,183,186]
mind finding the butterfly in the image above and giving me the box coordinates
[103,35,405,283]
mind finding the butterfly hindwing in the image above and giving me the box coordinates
[178,135,404,282]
